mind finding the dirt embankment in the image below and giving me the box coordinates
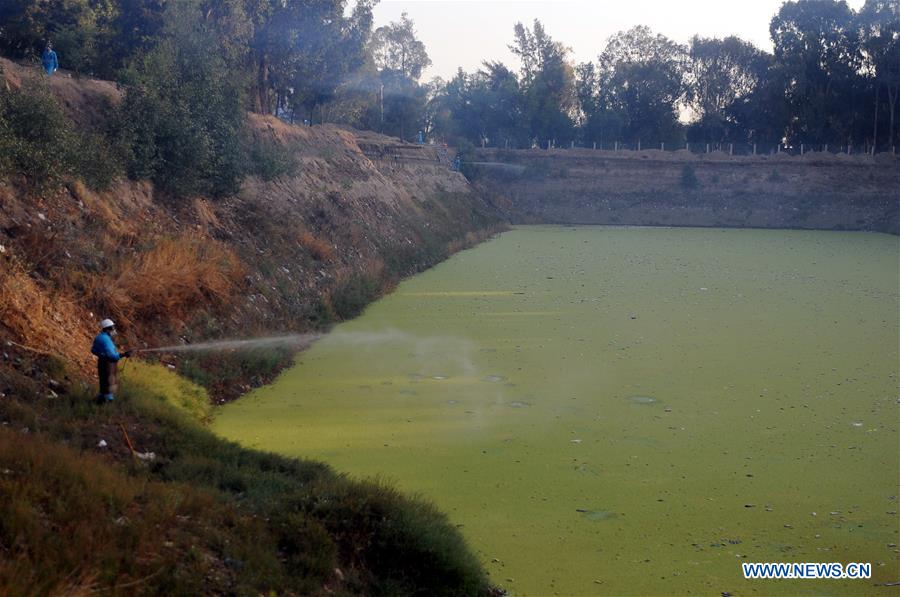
[472,147,899,234]
[0,59,502,396]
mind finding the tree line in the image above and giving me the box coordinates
[435,0,899,152]
[1,0,897,196]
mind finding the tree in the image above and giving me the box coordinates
[575,60,625,146]
[280,0,375,123]
[725,60,790,146]
[598,26,687,144]
[432,62,525,146]
[370,11,431,81]
[366,12,430,140]
[0,0,119,74]
[858,0,900,148]
[510,20,576,145]
[770,0,863,145]
[98,0,166,78]
[113,1,246,197]
[686,36,769,143]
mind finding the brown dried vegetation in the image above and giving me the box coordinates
[86,234,244,329]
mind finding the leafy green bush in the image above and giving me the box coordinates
[247,136,297,181]
[112,4,247,198]
[177,347,293,401]
[330,273,379,320]
[0,81,120,191]
[72,130,123,190]
[0,81,76,188]
[288,478,488,595]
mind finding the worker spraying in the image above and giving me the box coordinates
[91,319,131,403]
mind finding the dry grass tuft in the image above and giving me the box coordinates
[88,234,244,328]
[193,198,223,232]
[71,181,134,240]
[0,259,93,373]
[298,231,335,262]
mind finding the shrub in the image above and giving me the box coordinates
[0,80,121,191]
[329,273,379,320]
[768,169,784,182]
[112,4,247,198]
[290,478,487,595]
[248,136,297,181]
[177,347,293,402]
[72,130,123,190]
[680,164,699,189]
[0,427,275,595]
[0,81,76,188]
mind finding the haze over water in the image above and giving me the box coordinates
[214,226,899,595]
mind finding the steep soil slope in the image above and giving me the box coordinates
[472,147,899,234]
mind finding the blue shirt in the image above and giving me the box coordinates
[42,49,58,74]
[91,332,121,362]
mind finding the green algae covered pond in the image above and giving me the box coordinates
[213,226,899,595]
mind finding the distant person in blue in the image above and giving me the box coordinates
[91,319,131,403]
[41,42,58,75]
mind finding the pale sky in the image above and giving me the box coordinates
[369,0,867,81]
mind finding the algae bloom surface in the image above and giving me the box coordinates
[213,226,899,595]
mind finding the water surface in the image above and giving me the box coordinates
[214,226,899,595]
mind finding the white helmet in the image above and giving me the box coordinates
[99,318,115,330]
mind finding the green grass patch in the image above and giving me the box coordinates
[120,359,211,422]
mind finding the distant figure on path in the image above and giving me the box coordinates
[91,319,131,403]
[41,43,58,75]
